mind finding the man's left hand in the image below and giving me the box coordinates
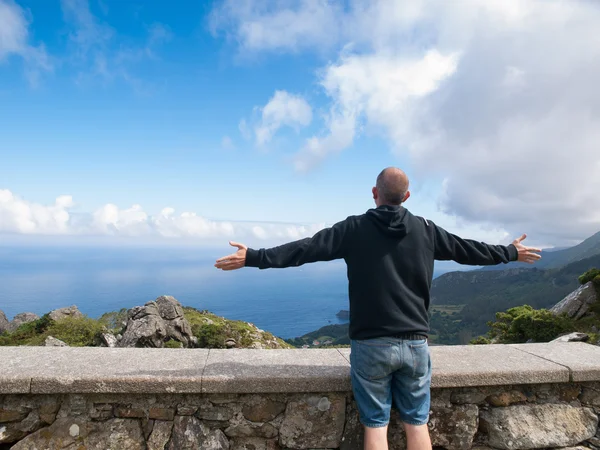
[215,241,248,271]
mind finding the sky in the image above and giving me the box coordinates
[1,0,600,249]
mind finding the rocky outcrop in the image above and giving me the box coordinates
[7,312,39,333]
[0,309,8,333]
[552,332,590,343]
[480,404,598,450]
[48,305,84,322]
[552,282,598,320]
[118,296,196,348]
[44,336,67,347]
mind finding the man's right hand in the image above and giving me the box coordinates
[214,241,248,271]
[511,234,542,264]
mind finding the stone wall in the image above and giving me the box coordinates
[1,342,600,449]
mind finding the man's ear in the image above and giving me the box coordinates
[372,186,378,200]
[403,191,411,203]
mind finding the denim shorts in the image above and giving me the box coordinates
[350,337,431,428]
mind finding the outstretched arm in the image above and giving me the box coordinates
[433,223,541,265]
[214,221,349,271]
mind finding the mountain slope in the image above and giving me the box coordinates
[478,231,600,271]
[430,253,600,339]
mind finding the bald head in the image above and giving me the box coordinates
[374,167,410,206]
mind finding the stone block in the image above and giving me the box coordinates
[147,420,173,450]
[279,393,345,449]
[242,396,286,423]
[0,347,210,394]
[487,391,527,407]
[512,343,600,382]
[115,405,146,418]
[230,437,281,450]
[149,406,175,421]
[429,404,479,450]
[202,349,351,394]
[431,345,569,387]
[480,404,598,449]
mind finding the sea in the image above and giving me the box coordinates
[0,244,452,339]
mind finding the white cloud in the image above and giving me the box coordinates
[216,0,600,243]
[210,0,341,54]
[0,0,52,85]
[0,189,326,243]
[61,0,169,91]
[252,90,312,146]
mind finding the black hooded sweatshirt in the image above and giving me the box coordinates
[245,205,518,340]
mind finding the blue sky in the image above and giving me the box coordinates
[2,0,600,248]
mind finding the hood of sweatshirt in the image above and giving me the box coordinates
[365,205,409,238]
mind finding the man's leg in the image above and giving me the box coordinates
[364,425,389,450]
[403,423,432,450]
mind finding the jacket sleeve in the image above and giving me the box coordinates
[432,222,518,265]
[245,220,349,269]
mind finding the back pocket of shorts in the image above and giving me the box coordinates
[409,341,430,379]
[351,340,392,381]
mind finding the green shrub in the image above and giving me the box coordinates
[486,305,575,344]
[469,336,491,345]
[44,317,105,347]
[164,339,182,348]
[0,314,56,346]
[579,268,600,285]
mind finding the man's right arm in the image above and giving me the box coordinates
[432,223,540,265]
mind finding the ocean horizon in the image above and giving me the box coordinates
[0,244,452,339]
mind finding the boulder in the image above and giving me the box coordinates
[100,333,118,348]
[552,332,590,343]
[7,312,39,333]
[551,282,598,320]
[118,296,196,348]
[0,309,9,333]
[480,404,598,450]
[48,305,84,322]
[44,336,67,347]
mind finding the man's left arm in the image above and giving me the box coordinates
[214,220,350,271]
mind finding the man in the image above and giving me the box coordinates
[214,167,542,450]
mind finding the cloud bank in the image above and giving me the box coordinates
[0,189,325,243]
[218,0,600,243]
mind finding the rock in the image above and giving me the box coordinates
[100,332,118,347]
[230,438,281,450]
[552,332,590,343]
[48,305,83,322]
[451,388,489,405]
[44,336,67,347]
[0,410,43,444]
[340,400,363,450]
[0,309,9,333]
[7,312,39,332]
[169,416,229,450]
[197,403,234,422]
[201,428,230,450]
[118,296,196,348]
[487,391,527,407]
[149,407,175,421]
[225,414,278,439]
[279,394,345,449]
[10,417,145,449]
[581,387,600,407]
[242,396,286,423]
[147,420,173,450]
[429,404,479,450]
[480,404,598,450]
[226,338,237,348]
[551,282,598,320]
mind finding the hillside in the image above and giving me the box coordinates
[478,231,600,271]
[429,253,600,342]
